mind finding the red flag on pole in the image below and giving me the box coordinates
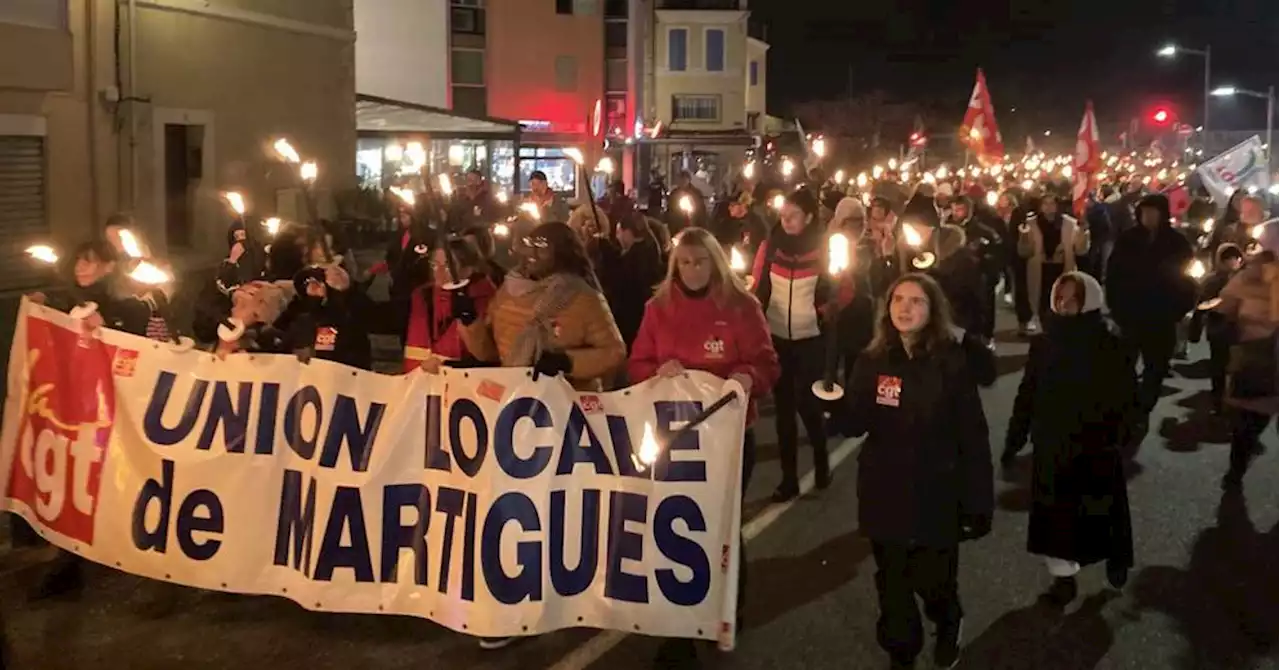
[961,68,1005,163]
[1072,100,1101,217]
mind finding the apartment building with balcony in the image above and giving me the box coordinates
[644,0,766,191]
[0,0,357,291]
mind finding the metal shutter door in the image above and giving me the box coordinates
[0,136,47,291]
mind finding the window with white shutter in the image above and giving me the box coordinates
[0,135,49,291]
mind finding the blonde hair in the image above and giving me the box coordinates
[654,227,756,307]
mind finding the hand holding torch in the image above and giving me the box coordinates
[812,232,850,401]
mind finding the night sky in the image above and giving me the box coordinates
[752,0,1278,142]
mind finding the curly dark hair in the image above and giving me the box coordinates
[530,221,599,288]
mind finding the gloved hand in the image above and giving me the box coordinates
[531,350,573,381]
[960,513,992,541]
[451,289,478,325]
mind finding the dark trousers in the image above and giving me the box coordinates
[1208,336,1230,408]
[871,542,963,664]
[1121,322,1178,413]
[1012,259,1033,325]
[771,336,829,491]
[980,275,997,340]
[1229,409,1273,476]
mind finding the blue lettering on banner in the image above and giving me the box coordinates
[314,486,375,583]
[255,383,280,455]
[481,491,542,604]
[380,484,431,585]
[461,491,479,601]
[130,458,225,560]
[449,398,488,478]
[319,396,385,473]
[604,491,649,603]
[653,495,711,606]
[606,415,644,479]
[423,394,449,471]
[283,386,324,460]
[493,397,553,479]
[434,487,465,594]
[654,401,708,483]
[196,381,251,452]
[176,488,225,561]
[274,469,317,577]
[142,372,208,446]
[549,489,600,596]
[556,405,615,476]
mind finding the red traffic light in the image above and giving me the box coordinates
[1152,109,1170,124]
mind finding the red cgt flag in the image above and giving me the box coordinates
[1072,100,1101,217]
[961,68,1005,164]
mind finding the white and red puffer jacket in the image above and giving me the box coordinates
[750,224,855,341]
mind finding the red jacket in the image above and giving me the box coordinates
[628,285,780,426]
[403,275,497,372]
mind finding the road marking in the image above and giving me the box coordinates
[544,436,863,670]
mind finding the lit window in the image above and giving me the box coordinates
[668,28,687,71]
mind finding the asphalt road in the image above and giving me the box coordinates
[1,302,1276,670]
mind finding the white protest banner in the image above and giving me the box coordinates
[0,300,746,648]
[1197,135,1271,202]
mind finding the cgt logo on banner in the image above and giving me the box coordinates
[0,300,747,649]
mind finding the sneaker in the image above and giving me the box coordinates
[1106,560,1129,590]
[1042,576,1077,607]
[1002,293,1014,307]
[1027,317,1041,334]
[478,637,516,650]
[771,484,799,503]
[933,618,964,668]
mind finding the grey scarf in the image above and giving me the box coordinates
[504,272,595,367]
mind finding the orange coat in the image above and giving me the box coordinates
[460,281,626,391]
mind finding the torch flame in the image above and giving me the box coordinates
[781,158,795,178]
[1061,165,1073,179]
[1252,224,1266,239]
[856,172,868,188]
[437,173,454,196]
[730,246,747,273]
[771,193,786,210]
[128,260,170,285]
[743,161,756,180]
[637,423,660,467]
[495,190,509,204]
[903,224,924,248]
[811,137,827,158]
[833,169,846,185]
[519,202,542,220]
[888,158,898,171]
[26,245,58,264]
[678,195,693,215]
[493,222,511,238]
[1188,259,1206,279]
[118,229,143,259]
[299,161,318,183]
[935,165,949,180]
[595,157,615,174]
[985,190,998,207]
[263,217,282,236]
[273,138,301,164]
[223,191,246,216]
[827,232,850,275]
[390,186,416,207]
[872,165,885,180]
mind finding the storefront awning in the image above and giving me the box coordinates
[356,94,520,138]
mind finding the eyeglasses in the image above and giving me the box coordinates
[522,236,550,249]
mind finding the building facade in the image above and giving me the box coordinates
[0,0,357,292]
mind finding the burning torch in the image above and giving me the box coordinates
[812,233,850,401]
[564,146,605,238]
[903,223,936,270]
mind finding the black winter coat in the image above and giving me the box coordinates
[1106,223,1196,329]
[930,249,987,335]
[847,338,994,547]
[1006,313,1135,568]
[598,238,664,351]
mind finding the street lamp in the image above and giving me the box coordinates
[1211,84,1275,165]
[1157,43,1212,134]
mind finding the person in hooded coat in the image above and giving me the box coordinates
[1004,272,1136,605]
[1106,193,1197,415]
